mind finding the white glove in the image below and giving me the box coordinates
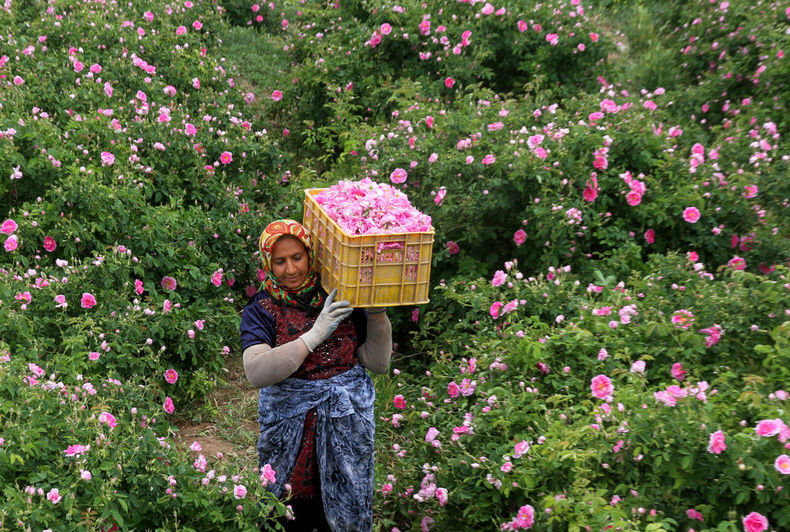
[299,288,353,352]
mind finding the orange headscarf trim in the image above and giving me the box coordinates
[258,219,315,274]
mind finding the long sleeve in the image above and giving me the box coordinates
[356,312,392,374]
[243,339,311,388]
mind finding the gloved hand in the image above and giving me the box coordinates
[299,288,353,352]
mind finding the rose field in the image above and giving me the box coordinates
[0,0,789,529]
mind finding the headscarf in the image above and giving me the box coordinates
[258,219,325,311]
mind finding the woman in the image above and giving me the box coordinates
[240,219,392,532]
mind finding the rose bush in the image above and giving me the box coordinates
[374,257,790,530]
[0,341,285,530]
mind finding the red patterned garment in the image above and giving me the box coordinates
[259,297,360,498]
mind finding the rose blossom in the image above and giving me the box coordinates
[46,488,62,504]
[707,430,726,454]
[742,512,768,532]
[81,293,97,309]
[164,396,175,414]
[683,207,701,223]
[161,276,177,291]
[1,219,18,234]
[389,168,408,184]
[164,369,179,384]
[590,375,613,400]
[233,484,247,499]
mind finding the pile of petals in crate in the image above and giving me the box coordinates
[313,177,432,235]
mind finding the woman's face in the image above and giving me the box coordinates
[270,236,310,290]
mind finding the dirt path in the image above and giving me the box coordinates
[174,355,260,465]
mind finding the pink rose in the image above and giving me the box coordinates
[43,236,57,252]
[686,509,704,522]
[46,488,62,504]
[728,256,746,270]
[742,512,768,532]
[775,454,790,474]
[513,440,530,458]
[516,504,534,528]
[164,369,179,384]
[671,362,686,381]
[444,77,455,88]
[590,374,614,400]
[163,396,175,414]
[644,229,655,244]
[707,430,726,454]
[683,207,701,223]
[261,463,276,485]
[435,487,448,507]
[489,301,503,318]
[447,381,460,398]
[755,419,782,437]
[220,151,233,165]
[393,394,406,410]
[389,168,408,184]
[80,293,97,309]
[100,151,115,166]
[233,484,247,499]
[161,276,177,291]
[1,219,18,234]
[271,90,283,101]
[425,427,440,443]
[4,235,19,252]
[513,229,527,246]
[446,241,460,255]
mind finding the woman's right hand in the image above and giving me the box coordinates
[299,288,353,352]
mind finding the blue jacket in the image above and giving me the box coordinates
[257,364,375,532]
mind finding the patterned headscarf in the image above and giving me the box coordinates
[258,219,325,310]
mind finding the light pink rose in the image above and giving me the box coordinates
[164,396,175,414]
[46,488,62,504]
[100,151,115,166]
[775,454,790,474]
[389,168,408,184]
[4,235,18,252]
[707,430,726,454]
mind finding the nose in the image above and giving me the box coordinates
[284,259,297,274]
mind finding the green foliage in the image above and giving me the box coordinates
[379,259,790,529]
[0,342,286,530]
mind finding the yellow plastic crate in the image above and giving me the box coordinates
[303,188,434,307]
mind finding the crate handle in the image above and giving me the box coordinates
[376,241,405,253]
